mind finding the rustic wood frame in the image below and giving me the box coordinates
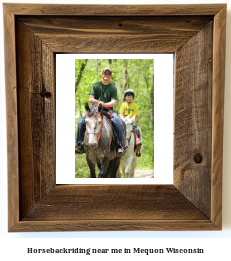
[4,4,226,232]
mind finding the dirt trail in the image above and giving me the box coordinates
[134,169,154,178]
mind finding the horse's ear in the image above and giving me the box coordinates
[98,103,103,113]
[131,115,136,123]
[85,102,90,112]
[119,113,124,121]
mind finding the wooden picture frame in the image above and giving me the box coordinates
[4,3,226,231]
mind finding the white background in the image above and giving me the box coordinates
[0,0,231,260]
[56,54,173,184]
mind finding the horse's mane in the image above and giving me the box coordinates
[87,104,100,117]
[86,103,110,119]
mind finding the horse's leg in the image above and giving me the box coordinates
[125,154,134,178]
[130,156,138,178]
[86,155,96,178]
[108,157,121,178]
[116,167,121,178]
[98,156,109,178]
[116,170,121,178]
[120,159,126,178]
[97,162,101,170]
[106,160,112,178]
[88,163,96,178]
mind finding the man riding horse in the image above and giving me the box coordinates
[75,68,125,155]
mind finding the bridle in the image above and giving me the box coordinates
[85,107,112,146]
[126,124,135,145]
[86,115,103,146]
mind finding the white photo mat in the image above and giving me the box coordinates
[56,54,173,184]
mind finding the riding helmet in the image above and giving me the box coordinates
[124,89,135,99]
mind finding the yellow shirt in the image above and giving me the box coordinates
[119,102,139,118]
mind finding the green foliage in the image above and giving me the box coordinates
[75,59,154,178]
[75,154,90,178]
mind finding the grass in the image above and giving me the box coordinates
[75,154,91,178]
[75,149,154,178]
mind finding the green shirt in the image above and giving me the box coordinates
[89,81,118,104]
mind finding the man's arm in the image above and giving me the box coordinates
[88,95,101,105]
[104,99,117,108]
[89,95,117,107]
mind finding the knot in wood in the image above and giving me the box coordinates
[40,90,52,99]
[194,153,203,164]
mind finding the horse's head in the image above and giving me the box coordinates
[121,115,136,141]
[85,103,103,146]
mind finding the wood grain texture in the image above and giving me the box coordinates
[18,16,213,53]
[11,185,218,232]
[22,185,207,221]
[16,19,56,219]
[4,3,226,231]
[3,3,225,16]
[174,22,213,218]
[211,5,226,228]
[3,4,19,231]
[11,220,218,232]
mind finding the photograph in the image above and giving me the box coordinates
[74,59,154,179]
[56,54,173,184]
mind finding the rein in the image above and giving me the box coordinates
[104,107,113,118]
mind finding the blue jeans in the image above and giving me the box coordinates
[133,124,141,138]
[76,114,86,144]
[76,108,124,147]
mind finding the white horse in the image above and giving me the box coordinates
[119,115,142,178]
